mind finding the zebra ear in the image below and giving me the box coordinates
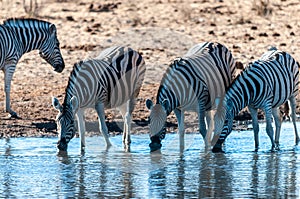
[146,99,153,110]
[161,99,170,112]
[52,97,62,112]
[70,96,79,113]
[49,24,57,36]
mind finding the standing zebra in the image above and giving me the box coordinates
[0,18,65,118]
[212,48,300,153]
[146,42,237,152]
[52,46,145,151]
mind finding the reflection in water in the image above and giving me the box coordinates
[0,130,299,198]
[149,152,167,198]
[3,138,13,198]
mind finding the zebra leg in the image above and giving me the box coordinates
[120,98,134,151]
[264,104,275,151]
[289,96,300,144]
[95,102,112,148]
[205,110,215,147]
[248,107,260,151]
[4,65,19,118]
[272,107,282,150]
[174,108,185,152]
[76,109,86,152]
[198,104,207,145]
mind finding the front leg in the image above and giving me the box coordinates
[174,108,184,152]
[4,65,19,118]
[197,104,207,145]
[248,107,259,151]
[95,102,112,148]
[76,109,86,152]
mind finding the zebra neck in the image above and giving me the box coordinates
[9,26,48,54]
[62,77,81,108]
[157,95,178,116]
[226,89,249,118]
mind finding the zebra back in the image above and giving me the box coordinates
[63,46,145,109]
[184,42,237,78]
[3,18,53,52]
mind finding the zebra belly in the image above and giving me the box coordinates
[106,71,139,108]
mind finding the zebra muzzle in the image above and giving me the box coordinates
[149,132,166,152]
[54,63,65,73]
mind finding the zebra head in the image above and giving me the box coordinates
[39,24,65,73]
[52,96,79,151]
[146,99,169,152]
[212,98,234,146]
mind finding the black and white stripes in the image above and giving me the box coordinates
[53,46,145,151]
[146,42,237,152]
[212,48,300,153]
[0,18,64,118]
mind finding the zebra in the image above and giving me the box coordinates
[146,42,237,152]
[212,48,300,153]
[52,46,145,152]
[0,18,65,118]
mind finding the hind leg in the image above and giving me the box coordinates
[119,98,134,151]
[272,107,282,150]
[205,110,215,147]
[289,96,300,144]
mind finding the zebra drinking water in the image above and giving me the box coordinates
[146,42,237,152]
[212,48,300,153]
[52,46,145,152]
[0,18,65,118]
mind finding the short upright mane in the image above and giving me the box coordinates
[3,18,51,27]
[62,61,83,107]
[156,57,187,104]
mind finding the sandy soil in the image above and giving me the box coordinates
[0,0,299,138]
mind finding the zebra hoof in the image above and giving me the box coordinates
[212,146,225,153]
[8,112,21,119]
[149,142,162,152]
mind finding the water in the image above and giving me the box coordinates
[0,122,300,198]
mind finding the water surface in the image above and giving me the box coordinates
[0,122,299,198]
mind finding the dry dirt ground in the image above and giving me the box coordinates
[0,0,300,138]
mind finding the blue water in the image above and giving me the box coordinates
[0,122,300,198]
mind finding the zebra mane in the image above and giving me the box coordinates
[156,58,181,102]
[63,61,83,107]
[3,18,52,28]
